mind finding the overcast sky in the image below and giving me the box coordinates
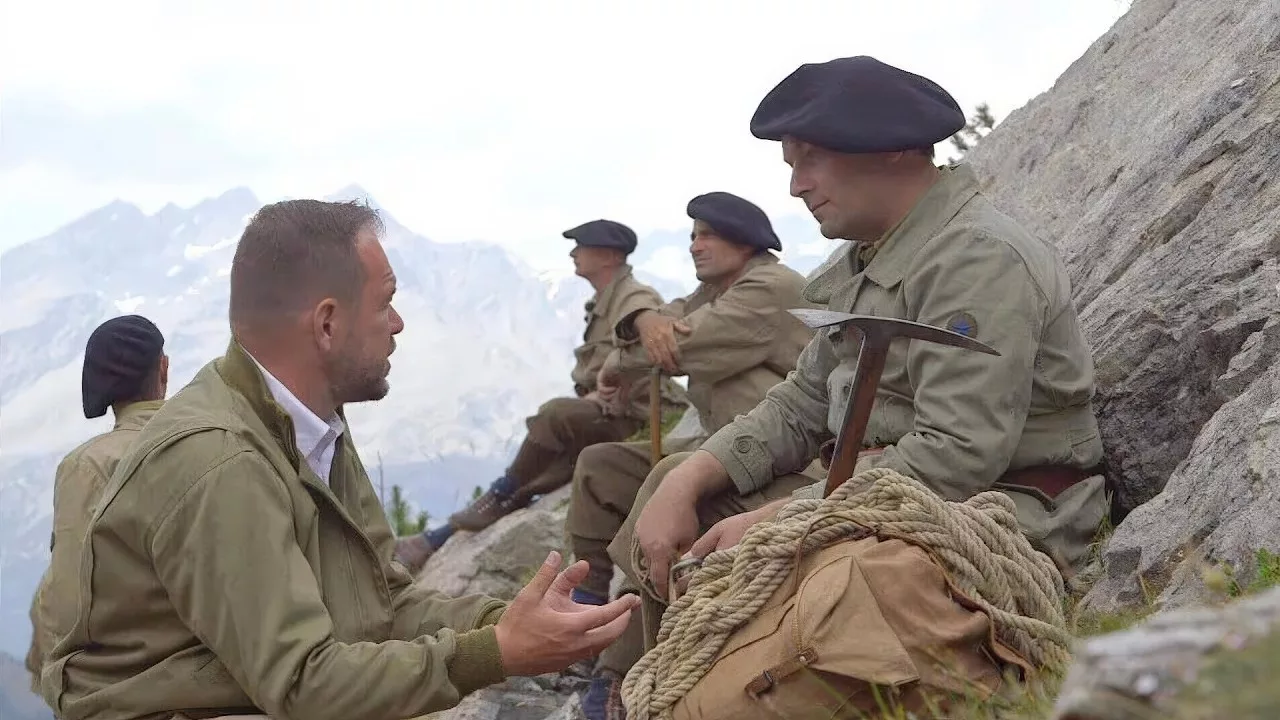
[0,0,1131,271]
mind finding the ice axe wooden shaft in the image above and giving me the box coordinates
[787,309,1001,498]
[649,366,662,465]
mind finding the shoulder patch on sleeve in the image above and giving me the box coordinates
[945,311,978,338]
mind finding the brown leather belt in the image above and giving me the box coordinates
[818,439,885,469]
[818,439,1096,500]
[999,464,1099,499]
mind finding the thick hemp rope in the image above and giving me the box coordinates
[621,467,1073,720]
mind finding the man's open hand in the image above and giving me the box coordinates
[493,552,638,677]
[634,311,690,374]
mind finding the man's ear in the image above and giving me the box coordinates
[158,354,170,396]
[312,298,341,353]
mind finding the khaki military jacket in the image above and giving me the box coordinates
[569,264,680,417]
[612,253,817,446]
[701,164,1106,566]
[41,341,508,720]
[25,400,163,692]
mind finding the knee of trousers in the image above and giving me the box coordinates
[526,396,596,446]
[566,444,610,536]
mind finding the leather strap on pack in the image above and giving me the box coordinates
[744,647,820,698]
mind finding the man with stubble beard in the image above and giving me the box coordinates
[39,199,638,720]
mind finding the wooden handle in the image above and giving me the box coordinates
[649,367,662,465]
[824,348,889,497]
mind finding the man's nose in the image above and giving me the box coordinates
[789,168,811,199]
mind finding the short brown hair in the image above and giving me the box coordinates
[229,199,383,325]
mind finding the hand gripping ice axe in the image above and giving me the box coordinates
[787,309,1001,498]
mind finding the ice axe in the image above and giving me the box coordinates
[787,309,1001,498]
[648,367,663,465]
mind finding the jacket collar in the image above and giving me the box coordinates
[215,339,348,472]
[862,163,981,289]
[586,263,635,319]
[112,399,164,431]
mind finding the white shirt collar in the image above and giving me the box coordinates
[248,355,346,484]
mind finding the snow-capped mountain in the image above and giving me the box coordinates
[0,185,838,660]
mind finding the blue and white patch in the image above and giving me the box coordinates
[945,311,978,338]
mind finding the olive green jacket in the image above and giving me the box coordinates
[26,400,163,693]
[701,164,1107,568]
[612,253,818,447]
[41,341,509,720]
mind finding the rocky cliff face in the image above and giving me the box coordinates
[966,0,1280,612]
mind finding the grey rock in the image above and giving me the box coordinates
[1079,352,1280,612]
[422,675,585,720]
[416,485,573,599]
[1051,585,1280,719]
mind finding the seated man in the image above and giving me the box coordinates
[40,199,638,720]
[622,54,1108,687]
[394,219,681,573]
[565,191,823,716]
[26,314,169,693]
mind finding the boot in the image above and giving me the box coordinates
[449,475,529,532]
[393,524,454,575]
[580,668,626,720]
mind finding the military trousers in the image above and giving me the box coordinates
[566,440,655,600]
[596,450,818,675]
[505,396,642,502]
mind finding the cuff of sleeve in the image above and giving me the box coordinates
[448,626,507,696]
[701,427,774,495]
[614,310,649,342]
[615,346,651,375]
[791,480,823,502]
[475,603,506,629]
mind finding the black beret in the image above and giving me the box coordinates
[562,219,637,254]
[750,55,965,153]
[687,192,782,252]
[82,315,165,419]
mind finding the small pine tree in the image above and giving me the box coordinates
[947,102,997,160]
[386,484,428,535]
[472,485,483,500]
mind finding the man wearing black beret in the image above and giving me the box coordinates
[625,53,1107,674]
[394,218,684,572]
[26,314,169,691]
[566,191,823,718]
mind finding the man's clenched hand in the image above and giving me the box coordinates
[634,311,690,374]
[493,552,638,677]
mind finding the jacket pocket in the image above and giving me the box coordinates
[40,647,83,717]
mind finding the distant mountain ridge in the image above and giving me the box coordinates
[0,651,52,720]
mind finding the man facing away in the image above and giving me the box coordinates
[621,54,1108,675]
[40,199,638,720]
[25,315,169,693]
[563,191,822,718]
[394,219,681,573]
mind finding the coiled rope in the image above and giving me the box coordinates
[621,467,1073,720]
